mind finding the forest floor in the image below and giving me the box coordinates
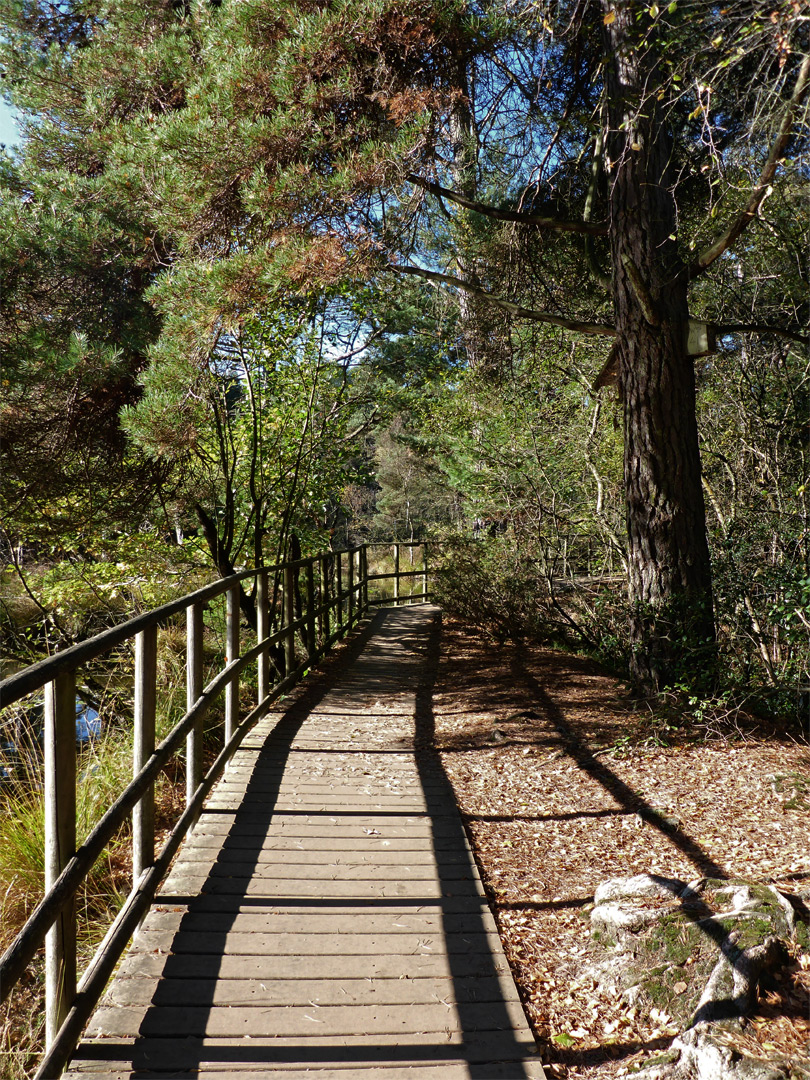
[430,615,810,1080]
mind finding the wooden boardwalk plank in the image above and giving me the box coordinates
[67,606,542,1079]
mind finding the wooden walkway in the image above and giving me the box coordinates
[67,606,543,1079]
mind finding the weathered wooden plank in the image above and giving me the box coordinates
[164,859,479,881]
[70,1029,538,1059]
[86,998,530,1039]
[175,846,469,865]
[114,950,510,982]
[126,929,503,956]
[68,1063,545,1080]
[209,791,434,806]
[190,813,466,832]
[203,801,434,815]
[135,908,499,935]
[211,785,441,799]
[145,895,492,916]
[182,833,472,853]
[213,765,438,778]
[156,878,483,899]
[104,973,521,1008]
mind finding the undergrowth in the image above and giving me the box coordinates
[434,535,810,739]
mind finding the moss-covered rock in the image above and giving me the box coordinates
[585,875,809,1080]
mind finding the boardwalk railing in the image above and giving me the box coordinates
[0,540,433,1078]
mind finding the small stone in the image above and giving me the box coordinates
[594,874,687,905]
[673,981,688,994]
[591,902,661,933]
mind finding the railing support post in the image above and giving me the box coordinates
[225,585,240,756]
[284,561,295,674]
[45,668,76,1050]
[256,571,269,700]
[320,554,331,647]
[347,547,354,626]
[422,543,428,601]
[186,602,203,808]
[133,625,157,882]
[305,560,316,661]
[336,551,343,632]
[361,545,369,613]
[393,543,399,604]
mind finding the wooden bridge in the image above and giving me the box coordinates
[0,545,542,1079]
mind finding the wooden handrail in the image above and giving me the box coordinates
[0,541,438,1076]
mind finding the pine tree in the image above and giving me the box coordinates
[2,0,808,687]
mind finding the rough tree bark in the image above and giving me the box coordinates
[603,0,715,690]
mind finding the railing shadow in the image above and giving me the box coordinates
[72,607,538,1077]
[73,612,385,1074]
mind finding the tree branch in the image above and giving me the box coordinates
[584,126,612,289]
[407,174,609,237]
[715,322,809,346]
[691,52,810,275]
[391,264,616,338]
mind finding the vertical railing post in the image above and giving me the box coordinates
[347,547,354,626]
[336,551,343,631]
[186,602,203,808]
[321,554,331,647]
[361,544,369,613]
[45,668,76,1050]
[305,559,316,661]
[256,570,269,699]
[284,560,295,675]
[133,625,157,882]
[225,584,240,753]
[393,543,399,604]
[422,543,428,601]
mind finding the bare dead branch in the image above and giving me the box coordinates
[714,322,809,346]
[390,264,616,338]
[692,53,810,275]
[406,174,610,237]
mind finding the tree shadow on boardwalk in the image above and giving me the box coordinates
[71,607,540,1078]
[412,610,539,1079]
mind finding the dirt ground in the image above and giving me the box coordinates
[430,615,810,1079]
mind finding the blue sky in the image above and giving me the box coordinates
[0,99,20,147]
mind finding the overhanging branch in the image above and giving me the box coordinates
[691,52,810,275]
[715,322,809,346]
[391,264,616,338]
[407,174,610,237]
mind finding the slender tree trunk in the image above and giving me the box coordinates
[604,1,715,690]
[448,48,507,378]
[195,502,258,630]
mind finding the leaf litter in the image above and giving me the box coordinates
[431,617,810,1080]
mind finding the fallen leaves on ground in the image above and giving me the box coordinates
[432,617,810,1079]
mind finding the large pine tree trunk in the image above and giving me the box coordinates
[604,2,715,690]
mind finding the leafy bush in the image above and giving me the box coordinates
[434,538,552,642]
